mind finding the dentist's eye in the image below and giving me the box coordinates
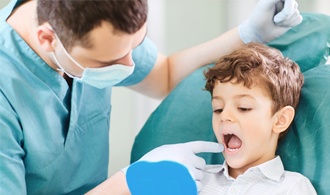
[213,109,223,114]
[238,107,252,112]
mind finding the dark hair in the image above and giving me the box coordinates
[37,0,148,51]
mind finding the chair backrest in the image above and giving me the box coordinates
[131,13,330,194]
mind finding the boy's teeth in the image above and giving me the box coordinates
[227,147,240,152]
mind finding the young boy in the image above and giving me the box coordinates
[201,43,317,194]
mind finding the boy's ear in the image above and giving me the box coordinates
[273,106,295,134]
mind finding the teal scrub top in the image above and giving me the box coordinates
[0,0,157,194]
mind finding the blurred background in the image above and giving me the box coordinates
[1,0,329,176]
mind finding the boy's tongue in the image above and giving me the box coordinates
[227,134,242,149]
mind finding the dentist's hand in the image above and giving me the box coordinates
[239,0,303,43]
[126,141,224,192]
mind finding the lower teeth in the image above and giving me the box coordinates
[228,147,239,152]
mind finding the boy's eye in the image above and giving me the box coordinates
[213,109,223,114]
[238,107,252,112]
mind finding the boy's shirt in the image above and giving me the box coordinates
[200,156,316,195]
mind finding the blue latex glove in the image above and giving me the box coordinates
[126,161,197,195]
[124,141,224,192]
[239,0,303,43]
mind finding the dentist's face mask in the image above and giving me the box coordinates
[52,34,135,89]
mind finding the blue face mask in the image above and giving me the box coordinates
[52,35,135,89]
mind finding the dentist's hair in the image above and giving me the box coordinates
[204,43,304,115]
[37,0,148,51]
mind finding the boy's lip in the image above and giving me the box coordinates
[221,129,242,154]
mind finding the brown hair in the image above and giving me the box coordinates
[37,0,148,51]
[204,42,304,117]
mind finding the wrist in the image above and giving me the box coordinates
[239,20,265,44]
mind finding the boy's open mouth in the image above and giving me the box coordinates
[223,133,242,152]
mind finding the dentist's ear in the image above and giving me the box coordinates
[273,106,295,134]
[36,24,55,52]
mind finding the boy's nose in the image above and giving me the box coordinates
[220,108,233,122]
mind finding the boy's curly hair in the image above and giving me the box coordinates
[204,43,304,116]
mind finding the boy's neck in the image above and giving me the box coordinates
[228,153,276,179]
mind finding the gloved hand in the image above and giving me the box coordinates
[239,0,303,43]
[124,141,224,192]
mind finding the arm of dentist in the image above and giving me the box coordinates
[86,141,223,195]
[129,0,302,99]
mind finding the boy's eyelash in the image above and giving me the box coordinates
[213,109,223,113]
[238,107,252,111]
[213,108,252,113]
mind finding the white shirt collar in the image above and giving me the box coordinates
[257,156,284,182]
[206,156,284,182]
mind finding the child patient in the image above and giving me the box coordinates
[201,43,316,194]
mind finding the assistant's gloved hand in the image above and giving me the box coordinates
[239,0,303,43]
[124,141,223,192]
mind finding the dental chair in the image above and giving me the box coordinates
[131,13,330,194]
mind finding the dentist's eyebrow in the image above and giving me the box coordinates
[96,32,147,65]
[96,52,131,66]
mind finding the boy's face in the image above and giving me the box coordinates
[211,80,279,176]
